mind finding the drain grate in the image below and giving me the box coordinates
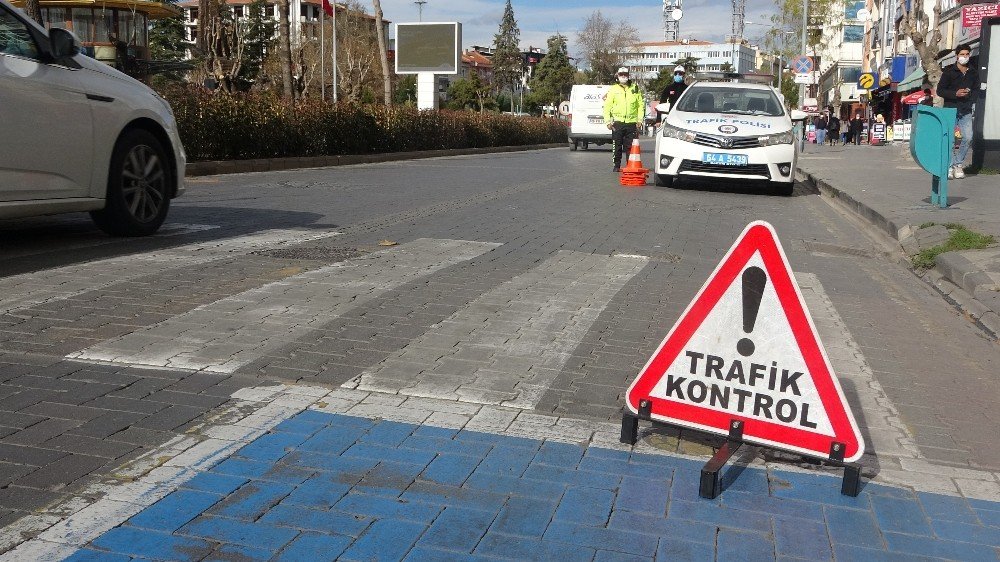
[251,246,369,261]
[801,240,874,259]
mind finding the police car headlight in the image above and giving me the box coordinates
[662,123,696,142]
[758,130,795,146]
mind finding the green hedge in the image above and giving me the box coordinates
[161,86,568,161]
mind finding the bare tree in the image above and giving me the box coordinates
[22,0,41,24]
[202,2,247,93]
[276,0,295,99]
[576,11,639,83]
[335,2,383,102]
[899,0,943,87]
[372,0,392,104]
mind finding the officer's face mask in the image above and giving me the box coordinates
[674,74,684,83]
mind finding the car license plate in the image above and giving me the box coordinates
[702,152,748,166]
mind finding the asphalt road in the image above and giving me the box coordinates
[1,142,998,535]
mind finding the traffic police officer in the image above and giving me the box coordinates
[603,67,645,172]
[658,65,688,119]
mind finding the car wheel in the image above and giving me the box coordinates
[582,141,589,150]
[654,173,674,187]
[91,129,172,237]
[774,182,794,196]
[570,139,579,151]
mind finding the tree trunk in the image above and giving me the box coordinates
[900,0,943,87]
[23,0,41,24]
[277,0,295,99]
[372,0,392,105]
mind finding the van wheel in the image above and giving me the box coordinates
[582,141,590,150]
[570,139,579,151]
[654,174,674,187]
[91,129,171,237]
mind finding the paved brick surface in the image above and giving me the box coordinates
[50,409,1000,561]
[2,145,1000,555]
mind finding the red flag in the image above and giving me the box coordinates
[322,0,333,17]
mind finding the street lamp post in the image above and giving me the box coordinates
[415,0,426,21]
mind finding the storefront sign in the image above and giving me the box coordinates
[960,3,1000,41]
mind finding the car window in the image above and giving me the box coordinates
[0,7,39,60]
[676,87,784,117]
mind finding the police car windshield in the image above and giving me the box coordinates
[676,86,784,117]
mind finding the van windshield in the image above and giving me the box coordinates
[676,87,784,117]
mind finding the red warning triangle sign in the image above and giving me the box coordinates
[626,221,865,463]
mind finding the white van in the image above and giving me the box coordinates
[568,85,612,151]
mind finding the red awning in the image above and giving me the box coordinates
[901,90,932,105]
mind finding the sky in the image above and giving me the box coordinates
[377,0,781,59]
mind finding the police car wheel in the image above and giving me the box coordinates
[654,174,673,187]
[582,142,589,150]
[570,139,578,151]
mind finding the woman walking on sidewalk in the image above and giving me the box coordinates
[840,119,849,145]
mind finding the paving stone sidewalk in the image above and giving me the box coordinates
[6,385,1000,562]
[797,144,1000,336]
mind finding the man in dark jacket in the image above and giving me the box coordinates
[657,66,688,122]
[849,112,864,145]
[938,43,980,179]
[827,110,840,146]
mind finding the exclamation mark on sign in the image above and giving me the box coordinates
[737,266,767,357]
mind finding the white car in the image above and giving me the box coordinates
[0,0,185,236]
[653,75,798,195]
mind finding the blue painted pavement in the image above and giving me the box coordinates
[68,410,1000,561]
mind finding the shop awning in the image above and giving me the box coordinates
[897,67,926,92]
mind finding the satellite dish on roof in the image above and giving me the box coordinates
[672,8,683,20]
[856,8,870,21]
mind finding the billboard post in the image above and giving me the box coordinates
[395,22,462,110]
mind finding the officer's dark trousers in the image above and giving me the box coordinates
[611,122,638,168]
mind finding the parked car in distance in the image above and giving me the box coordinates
[0,0,185,236]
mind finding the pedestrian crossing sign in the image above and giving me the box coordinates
[625,221,865,463]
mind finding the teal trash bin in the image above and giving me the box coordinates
[910,105,957,208]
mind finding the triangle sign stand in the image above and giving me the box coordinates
[619,221,865,499]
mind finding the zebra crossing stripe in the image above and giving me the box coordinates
[347,251,649,408]
[69,239,501,373]
[0,228,340,315]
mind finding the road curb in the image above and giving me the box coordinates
[797,169,905,240]
[798,167,1000,340]
[185,143,566,177]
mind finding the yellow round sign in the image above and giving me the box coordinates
[857,73,876,90]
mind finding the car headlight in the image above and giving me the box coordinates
[662,123,697,142]
[757,130,795,146]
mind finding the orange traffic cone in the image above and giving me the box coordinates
[619,139,649,187]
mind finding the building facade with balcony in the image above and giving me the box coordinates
[624,39,758,80]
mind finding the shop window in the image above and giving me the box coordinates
[71,7,94,42]
[844,25,864,43]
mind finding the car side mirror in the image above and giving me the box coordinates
[48,28,81,60]
[655,102,671,113]
[790,110,807,121]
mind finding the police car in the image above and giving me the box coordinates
[653,73,803,195]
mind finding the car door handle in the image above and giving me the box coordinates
[86,93,114,103]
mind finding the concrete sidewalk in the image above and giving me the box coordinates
[797,143,1000,337]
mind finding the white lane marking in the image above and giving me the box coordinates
[70,239,501,373]
[346,251,648,408]
[0,228,340,315]
[154,223,221,236]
